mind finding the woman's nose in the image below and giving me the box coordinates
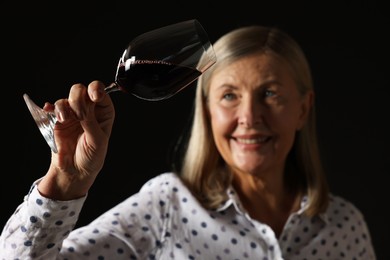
[238,98,263,128]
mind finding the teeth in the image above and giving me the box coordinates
[236,137,267,144]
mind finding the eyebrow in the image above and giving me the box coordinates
[217,84,237,90]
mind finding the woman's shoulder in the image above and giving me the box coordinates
[135,172,200,210]
[139,172,188,194]
[322,194,376,258]
[141,172,181,185]
[325,193,367,222]
[328,193,361,209]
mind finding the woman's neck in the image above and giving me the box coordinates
[232,171,300,238]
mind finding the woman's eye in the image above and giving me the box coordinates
[264,90,275,97]
[223,93,236,100]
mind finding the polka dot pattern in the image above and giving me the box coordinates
[0,173,376,259]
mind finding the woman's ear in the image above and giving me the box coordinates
[297,90,314,130]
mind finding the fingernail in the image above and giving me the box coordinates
[57,112,64,122]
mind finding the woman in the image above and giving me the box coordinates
[0,25,376,259]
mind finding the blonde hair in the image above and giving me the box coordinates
[178,25,329,216]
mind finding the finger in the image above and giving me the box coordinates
[85,80,115,135]
[87,81,114,119]
[53,99,72,123]
[67,83,90,120]
[87,80,106,102]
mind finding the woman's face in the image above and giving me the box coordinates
[207,53,312,176]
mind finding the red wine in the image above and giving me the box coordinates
[115,60,201,100]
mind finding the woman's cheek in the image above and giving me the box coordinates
[210,106,234,134]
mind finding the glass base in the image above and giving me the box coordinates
[23,94,58,153]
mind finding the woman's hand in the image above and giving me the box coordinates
[37,80,115,200]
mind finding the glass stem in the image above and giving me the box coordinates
[104,82,122,94]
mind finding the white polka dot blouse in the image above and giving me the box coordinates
[0,172,376,259]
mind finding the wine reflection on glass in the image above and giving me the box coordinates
[23,19,216,153]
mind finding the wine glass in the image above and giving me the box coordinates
[23,19,216,153]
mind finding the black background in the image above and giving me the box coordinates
[2,1,388,259]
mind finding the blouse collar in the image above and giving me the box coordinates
[216,186,329,224]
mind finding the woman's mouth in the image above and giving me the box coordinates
[235,136,270,144]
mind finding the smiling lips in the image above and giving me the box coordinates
[235,136,270,144]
